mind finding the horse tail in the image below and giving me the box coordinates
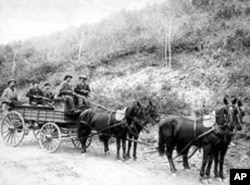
[158,125,165,156]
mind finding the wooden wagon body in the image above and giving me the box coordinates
[13,104,76,124]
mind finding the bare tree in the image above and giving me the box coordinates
[10,46,18,76]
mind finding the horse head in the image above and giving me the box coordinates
[144,100,161,124]
[222,97,243,132]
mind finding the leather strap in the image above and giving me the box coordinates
[193,120,197,138]
[108,112,114,126]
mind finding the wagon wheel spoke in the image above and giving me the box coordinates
[12,133,16,145]
[3,131,11,140]
[2,129,10,134]
[4,118,12,127]
[6,132,13,144]
[50,140,58,150]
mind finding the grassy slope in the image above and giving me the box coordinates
[1,0,250,112]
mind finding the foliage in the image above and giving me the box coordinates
[1,0,250,113]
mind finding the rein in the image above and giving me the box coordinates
[173,127,215,160]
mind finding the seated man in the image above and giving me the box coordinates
[1,79,18,111]
[43,82,54,100]
[59,75,75,112]
[26,80,44,105]
[74,75,90,108]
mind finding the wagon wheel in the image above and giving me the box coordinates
[1,111,25,147]
[39,122,61,153]
[72,137,92,150]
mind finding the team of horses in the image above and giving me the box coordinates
[76,97,245,181]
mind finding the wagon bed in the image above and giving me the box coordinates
[13,103,77,124]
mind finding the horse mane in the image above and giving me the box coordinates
[215,107,227,126]
[79,109,95,123]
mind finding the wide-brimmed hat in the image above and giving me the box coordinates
[44,82,51,87]
[7,79,17,85]
[32,79,40,84]
[64,75,73,80]
[79,75,87,80]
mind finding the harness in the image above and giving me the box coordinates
[175,108,236,160]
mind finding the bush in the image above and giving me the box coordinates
[214,3,242,20]
[17,62,59,87]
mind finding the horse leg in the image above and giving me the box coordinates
[219,146,228,179]
[104,138,110,155]
[166,144,177,173]
[116,137,121,160]
[182,148,190,170]
[200,145,211,179]
[100,134,110,155]
[78,123,91,154]
[126,134,132,159]
[133,135,139,160]
[205,152,215,178]
[214,151,220,177]
[122,132,127,160]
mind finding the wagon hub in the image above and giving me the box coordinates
[45,134,53,140]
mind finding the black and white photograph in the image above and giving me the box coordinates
[0,0,250,185]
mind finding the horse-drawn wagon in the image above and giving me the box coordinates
[0,99,91,153]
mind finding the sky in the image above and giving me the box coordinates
[0,0,164,44]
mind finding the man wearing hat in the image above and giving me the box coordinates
[1,79,18,110]
[59,75,75,112]
[43,82,54,100]
[74,75,90,108]
[26,80,44,105]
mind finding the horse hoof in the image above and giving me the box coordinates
[199,177,208,184]
[81,150,86,154]
[207,178,212,184]
[105,151,110,155]
[184,166,190,170]
[215,177,222,182]
[171,169,177,174]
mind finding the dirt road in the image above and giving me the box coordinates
[0,129,231,185]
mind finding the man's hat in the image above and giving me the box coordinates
[44,82,51,87]
[64,75,73,80]
[7,79,16,85]
[79,75,87,80]
[32,79,40,84]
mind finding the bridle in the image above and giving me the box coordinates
[215,104,239,136]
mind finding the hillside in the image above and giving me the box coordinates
[1,0,250,121]
[1,0,250,111]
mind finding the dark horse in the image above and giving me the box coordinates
[158,97,243,180]
[77,101,153,159]
[127,100,161,159]
[212,98,244,179]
